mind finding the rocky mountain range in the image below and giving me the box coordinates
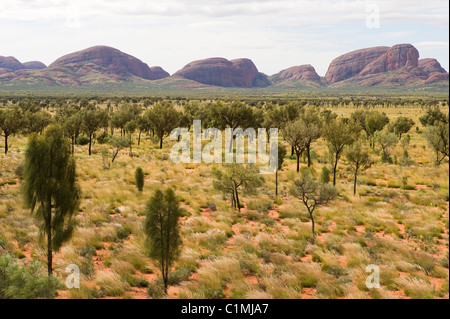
[0,44,448,91]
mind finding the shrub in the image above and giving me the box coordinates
[135,167,144,192]
[116,224,132,240]
[366,180,377,187]
[320,166,331,184]
[76,135,90,145]
[168,266,193,285]
[0,254,61,299]
[96,132,109,144]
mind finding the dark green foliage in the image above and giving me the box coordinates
[0,254,61,299]
[365,111,390,144]
[80,107,109,155]
[144,188,182,294]
[22,110,52,135]
[145,102,179,149]
[390,116,415,139]
[0,106,24,154]
[419,106,448,127]
[22,125,81,275]
[135,167,144,192]
[76,135,90,145]
[320,166,331,184]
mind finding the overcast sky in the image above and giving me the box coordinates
[1,0,448,76]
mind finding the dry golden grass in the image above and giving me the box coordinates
[0,104,448,299]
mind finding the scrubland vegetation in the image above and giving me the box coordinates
[0,96,448,299]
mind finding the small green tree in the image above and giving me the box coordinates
[424,121,449,165]
[400,135,414,166]
[276,144,287,196]
[144,188,182,295]
[210,101,256,152]
[323,119,359,185]
[375,131,398,163]
[301,109,322,167]
[283,119,308,172]
[102,136,132,169]
[135,167,144,192]
[365,111,389,149]
[124,120,137,156]
[145,102,179,149]
[22,125,81,275]
[351,110,369,137]
[289,170,337,237]
[212,164,264,213]
[345,142,372,195]
[419,106,447,127]
[62,112,82,154]
[0,106,24,154]
[390,117,415,139]
[81,107,109,156]
[136,115,151,146]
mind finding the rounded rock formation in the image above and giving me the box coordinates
[359,44,419,76]
[324,46,389,83]
[0,56,25,71]
[173,57,269,88]
[418,58,447,74]
[22,61,47,70]
[49,46,158,80]
[149,66,170,79]
[271,65,321,83]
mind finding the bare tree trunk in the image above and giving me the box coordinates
[307,144,311,167]
[309,211,315,238]
[275,170,278,196]
[333,153,339,186]
[234,186,241,213]
[354,165,359,195]
[88,133,92,156]
[4,134,8,154]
